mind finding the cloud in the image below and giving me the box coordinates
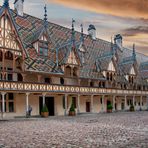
[48,0,148,19]
[122,26,148,37]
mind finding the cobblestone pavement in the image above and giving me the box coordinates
[0,112,148,148]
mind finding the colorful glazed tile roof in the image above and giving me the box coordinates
[0,5,148,83]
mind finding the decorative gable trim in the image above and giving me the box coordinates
[107,60,116,72]
[0,8,28,57]
[130,66,136,75]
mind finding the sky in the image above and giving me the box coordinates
[0,0,148,56]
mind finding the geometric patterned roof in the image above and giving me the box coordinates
[0,6,148,83]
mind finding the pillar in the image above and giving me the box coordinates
[64,94,68,116]
[26,93,30,115]
[91,95,94,113]
[140,96,142,110]
[133,95,135,107]
[102,95,105,112]
[113,95,115,112]
[77,94,80,114]
[42,93,46,107]
[124,95,127,111]
[1,92,6,119]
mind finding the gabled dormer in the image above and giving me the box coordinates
[96,41,117,81]
[0,1,26,56]
[120,44,138,84]
[63,19,82,77]
[78,24,86,64]
[32,5,54,57]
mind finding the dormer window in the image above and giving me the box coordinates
[38,41,48,57]
[129,75,134,84]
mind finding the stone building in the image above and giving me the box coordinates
[0,0,148,118]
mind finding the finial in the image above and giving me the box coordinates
[44,5,47,22]
[133,43,136,59]
[80,24,84,43]
[81,24,83,34]
[3,0,9,8]
[71,19,76,47]
[72,19,75,31]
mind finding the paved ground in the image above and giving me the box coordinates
[0,112,148,148]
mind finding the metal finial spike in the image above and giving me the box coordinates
[81,24,83,34]
[72,19,75,30]
[133,43,136,59]
[133,43,135,50]
[3,0,9,8]
[44,5,47,22]
[80,24,84,43]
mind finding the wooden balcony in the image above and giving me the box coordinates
[0,81,147,95]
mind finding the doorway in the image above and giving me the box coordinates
[39,97,55,116]
[86,102,90,112]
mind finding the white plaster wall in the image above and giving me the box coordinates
[55,95,65,116]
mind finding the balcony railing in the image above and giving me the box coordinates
[0,81,147,95]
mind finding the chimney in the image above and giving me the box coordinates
[14,0,24,16]
[88,24,96,40]
[114,34,123,49]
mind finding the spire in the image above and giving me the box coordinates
[133,43,136,60]
[71,19,76,47]
[80,24,84,43]
[44,5,48,27]
[111,36,115,55]
[3,0,9,8]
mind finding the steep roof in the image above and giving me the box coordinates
[0,6,148,81]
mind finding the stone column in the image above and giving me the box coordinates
[124,95,127,111]
[113,95,116,112]
[26,93,30,115]
[91,95,94,113]
[42,93,46,107]
[77,94,80,114]
[133,95,135,107]
[102,95,105,113]
[64,94,68,116]
[140,96,143,110]
[1,92,6,119]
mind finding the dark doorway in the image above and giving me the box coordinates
[39,97,55,116]
[107,100,111,111]
[86,102,90,112]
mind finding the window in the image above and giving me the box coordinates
[39,47,48,56]
[90,82,94,87]
[60,78,64,85]
[8,73,13,81]
[45,78,51,84]
[0,93,14,112]
[5,51,13,60]
[38,41,48,56]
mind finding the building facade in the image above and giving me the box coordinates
[0,0,148,118]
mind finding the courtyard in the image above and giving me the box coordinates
[0,112,148,148]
